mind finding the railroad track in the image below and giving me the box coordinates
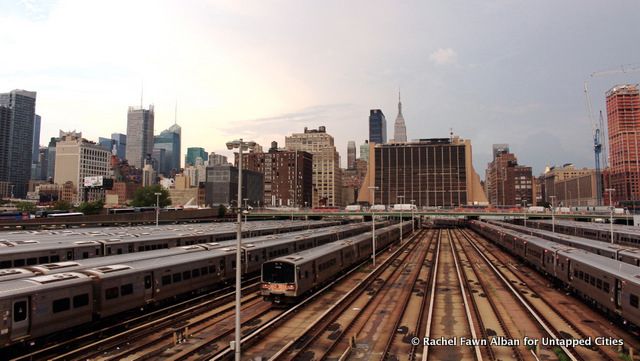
[461,228,613,361]
[421,229,482,361]
[9,277,262,361]
[205,228,426,361]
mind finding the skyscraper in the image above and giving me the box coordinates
[485,144,533,206]
[606,84,640,206]
[369,109,386,144]
[111,133,127,160]
[154,123,181,175]
[347,141,356,169]
[185,147,208,166]
[0,90,37,198]
[393,92,407,142]
[360,140,369,162]
[126,105,154,168]
[32,114,41,163]
[285,126,342,207]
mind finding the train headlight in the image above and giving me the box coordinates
[286,283,296,291]
[261,283,269,289]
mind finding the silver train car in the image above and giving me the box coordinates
[469,221,640,327]
[525,219,640,247]
[488,220,640,267]
[0,220,341,269]
[0,221,372,348]
[261,221,413,304]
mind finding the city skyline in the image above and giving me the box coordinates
[2,1,640,175]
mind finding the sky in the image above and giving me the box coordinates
[2,0,640,177]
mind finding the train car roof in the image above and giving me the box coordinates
[0,272,92,298]
[557,248,640,283]
[264,233,374,266]
[532,219,640,238]
[490,221,630,253]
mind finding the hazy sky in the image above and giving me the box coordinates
[2,0,640,176]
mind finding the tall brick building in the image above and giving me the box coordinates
[606,84,640,207]
[485,145,533,207]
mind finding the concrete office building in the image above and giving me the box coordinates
[0,90,37,198]
[358,136,487,207]
[605,84,640,207]
[240,141,313,207]
[543,164,599,207]
[208,152,229,166]
[204,164,264,207]
[360,140,370,162]
[126,105,154,168]
[54,132,111,203]
[285,126,342,207]
[369,109,387,144]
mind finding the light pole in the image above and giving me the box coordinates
[606,188,615,244]
[522,199,528,227]
[243,198,249,225]
[154,192,161,227]
[397,195,405,244]
[368,186,379,267]
[411,199,416,233]
[226,138,256,361]
[549,195,556,233]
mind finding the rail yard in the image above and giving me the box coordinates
[2,218,640,361]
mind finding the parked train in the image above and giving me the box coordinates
[487,220,640,266]
[0,220,341,270]
[468,221,640,327]
[0,221,383,349]
[524,219,640,247]
[0,222,384,284]
[261,221,413,304]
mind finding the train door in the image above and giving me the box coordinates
[144,273,154,300]
[10,297,29,340]
[615,279,622,310]
[66,250,74,260]
[566,259,571,281]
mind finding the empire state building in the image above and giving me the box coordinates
[393,92,407,142]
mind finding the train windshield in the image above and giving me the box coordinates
[262,262,294,283]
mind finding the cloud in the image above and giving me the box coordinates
[429,48,457,65]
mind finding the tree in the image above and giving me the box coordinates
[131,185,172,208]
[217,204,227,218]
[53,200,72,211]
[15,202,36,213]
[76,200,105,215]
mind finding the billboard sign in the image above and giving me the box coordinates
[83,176,104,188]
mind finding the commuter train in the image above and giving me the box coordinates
[0,221,382,349]
[487,220,640,266]
[524,219,640,247]
[261,221,413,304]
[0,220,341,269]
[469,221,640,327]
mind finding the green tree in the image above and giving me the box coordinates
[16,201,36,213]
[76,200,105,215]
[131,185,172,207]
[217,204,227,218]
[53,200,72,211]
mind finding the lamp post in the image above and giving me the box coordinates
[226,138,256,361]
[411,199,416,232]
[549,195,556,233]
[368,186,379,267]
[522,199,528,227]
[243,198,249,225]
[397,195,405,244]
[154,192,161,227]
[606,188,615,244]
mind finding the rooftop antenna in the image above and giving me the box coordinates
[140,79,144,108]
[450,128,454,141]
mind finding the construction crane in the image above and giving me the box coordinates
[585,63,640,206]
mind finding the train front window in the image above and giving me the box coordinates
[13,301,27,322]
[262,262,295,283]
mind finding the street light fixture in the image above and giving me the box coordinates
[368,186,379,267]
[226,138,256,361]
[243,198,249,225]
[397,195,405,244]
[154,192,161,227]
[522,199,528,228]
[606,188,615,244]
[549,195,556,233]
